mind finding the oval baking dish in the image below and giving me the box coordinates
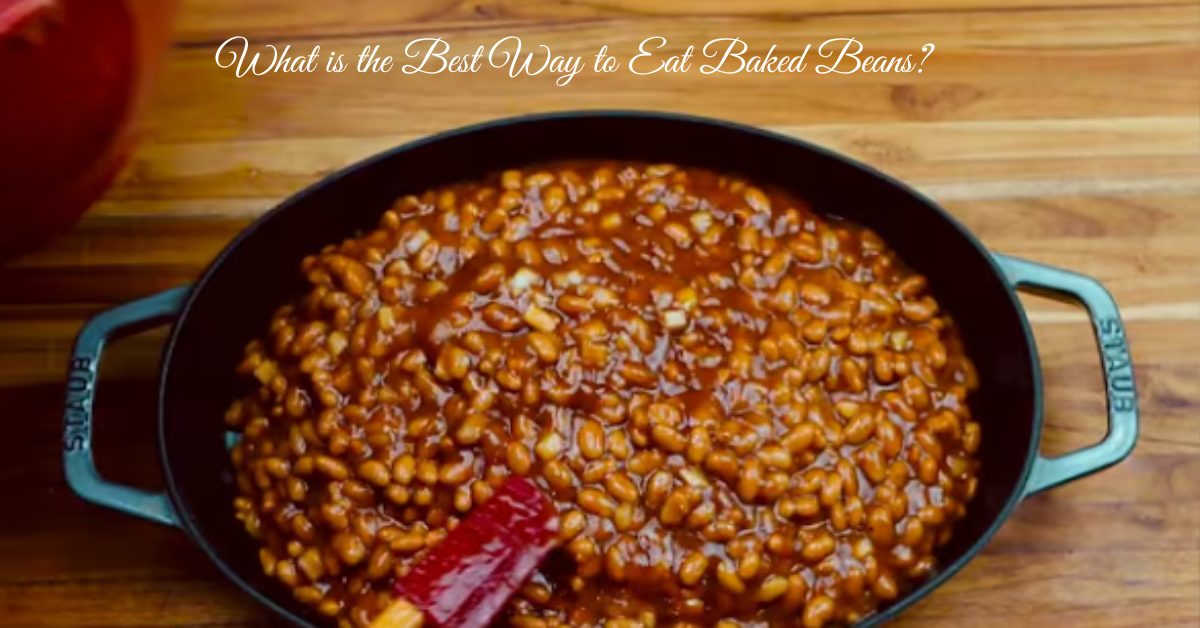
[62,111,1139,628]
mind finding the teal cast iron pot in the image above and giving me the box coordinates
[62,112,1140,627]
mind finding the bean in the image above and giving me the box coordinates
[417,459,439,485]
[315,455,349,480]
[882,391,917,422]
[660,489,694,526]
[331,532,366,566]
[453,413,488,446]
[644,470,674,510]
[605,472,640,503]
[391,532,426,554]
[841,358,867,393]
[543,459,576,491]
[384,485,410,506]
[788,495,817,519]
[583,458,618,484]
[803,596,836,628]
[439,452,475,486]
[297,546,325,581]
[578,420,606,460]
[604,544,628,582]
[800,282,831,306]
[522,583,553,606]
[263,457,290,480]
[926,341,948,369]
[473,263,507,294]
[919,506,946,526]
[258,548,279,577]
[507,442,533,475]
[963,421,982,454]
[342,479,374,505]
[918,454,940,486]
[579,488,617,518]
[523,331,561,364]
[482,303,523,331]
[873,350,897,383]
[294,585,324,606]
[808,348,832,381]
[828,502,849,531]
[782,423,816,453]
[760,471,788,502]
[901,375,931,411]
[873,571,900,600]
[802,531,836,563]
[716,561,746,594]
[366,545,395,580]
[876,419,903,460]
[737,551,762,580]
[740,186,769,212]
[867,506,896,546]
[470,479,494,505]
[620,362,657,387]
[928,410,961,437]
[679,551,710,586]
[844,567,867,599]
[647,402,682,426]
[846,414,878,447]
[703,449,740,483]
[391,455,416,485]
[614,502,643,532]
[523,304,560,333]
[756,575,789,603]
[677,427,710,466]
[801,318,828,344]
[783,574,808,611]
[273,558,299,587]
[651,424,687,453]
[757,444,793,471]
[568,536,599,564]
[736,226,761,253]
[737,459,764,503]
[902,297,938,322]
[608,430,632,459]
[895,275,925,297]
[434,345,471,382]
[357,459,391,488]
[686,500,716,529]
[501,170,523,190]
[561,510,587,541]
[535,431,566,461]
[628,451,664,475]
[902,518,926,546]
[318,599,343,618]
[819,473,843,508]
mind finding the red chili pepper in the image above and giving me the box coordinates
[372,477,560,628]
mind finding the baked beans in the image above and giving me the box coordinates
[225,162,981,628]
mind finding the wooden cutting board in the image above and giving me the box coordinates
[0,1,1197,627]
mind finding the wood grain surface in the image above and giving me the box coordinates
[0,0,1197,627]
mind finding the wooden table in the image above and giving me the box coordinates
[1,1,1197,626]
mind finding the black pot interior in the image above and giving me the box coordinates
[160,113,1040,627]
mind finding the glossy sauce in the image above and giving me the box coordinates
[226,162,981,628]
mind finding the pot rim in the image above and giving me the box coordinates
[156,109,1045,628]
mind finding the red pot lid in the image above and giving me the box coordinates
[0,0,136,260]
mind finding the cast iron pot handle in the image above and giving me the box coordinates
[63,286,190,527]
[991,253,1139,497]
